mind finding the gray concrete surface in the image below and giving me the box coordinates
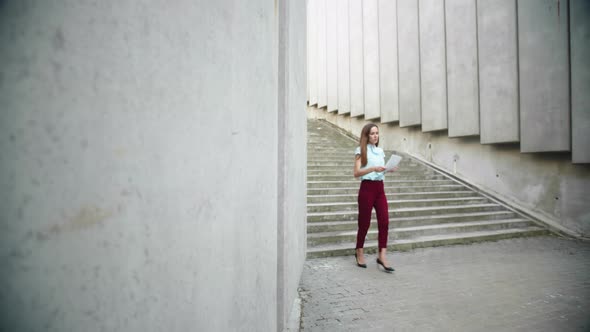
[299,236,590,331]
[0,1,307,331]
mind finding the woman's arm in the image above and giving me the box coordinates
[353,155,386,178]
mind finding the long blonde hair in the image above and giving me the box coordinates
[359,123,379,167]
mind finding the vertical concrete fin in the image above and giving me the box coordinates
[398,0,422,127]
[518,0,571,153]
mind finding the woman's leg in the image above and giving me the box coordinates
[356,182,376,254]
[374,184,390,263]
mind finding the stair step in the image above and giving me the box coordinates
[308,179,457,188]
[307,185,466,195]
[308,162,422,167]
[307,191,477,203]
[307,197,490,212]
[307,161,414,167]
[307,204,506,222]
[307,211,521,232]
[307,174,446,181]
[307,219,535,246]
[308,173,429,178]
[306,227,552,258]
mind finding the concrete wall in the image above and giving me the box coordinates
[0,1,307,331]
[306,0,590,235]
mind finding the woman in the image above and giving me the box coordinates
[353,123,396,272]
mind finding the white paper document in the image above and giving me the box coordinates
[383,154,402,172]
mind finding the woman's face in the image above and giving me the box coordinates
[368,126,379,145]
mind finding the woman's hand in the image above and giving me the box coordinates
[387,167,398,173]
[374,166,387,172]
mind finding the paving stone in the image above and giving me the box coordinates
[299,236,590,331]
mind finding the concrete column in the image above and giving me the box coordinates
[317,0,328,108]
[379,0,400,123]
[418,0,448,132]
[308,0,318,105]
[326,0,339,112]
[570,0,590,163]
[0,1,307,331]
[397,0,422,127]
[363,0,381,120]
[518,0,570,153]
[349,0,365,117]
[337,0,351,115]
[445,0,479,137]
[477,0,519,144]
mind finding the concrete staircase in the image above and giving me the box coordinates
[307,119,551,258]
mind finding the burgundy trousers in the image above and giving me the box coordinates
[356,180,390,250]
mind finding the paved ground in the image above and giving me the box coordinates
[298,236,590,332]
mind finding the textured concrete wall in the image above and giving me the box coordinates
[326,0,338,112]
[337,0,351,115]
[570,0,590,163]
[418,0,447,132]
[363,0,381,120]
[0,1,306,331]
[445,0,479,137]
[397,0,422,127]
[349,0,365,117]
[518,0,570,153]
[378,0,399,123]
[477,0,519,144]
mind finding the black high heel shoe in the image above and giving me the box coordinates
[355,252,367,268]
[376,258,395,272]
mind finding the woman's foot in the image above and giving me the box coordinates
[377,249,394,272]
[355,248,367,268]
